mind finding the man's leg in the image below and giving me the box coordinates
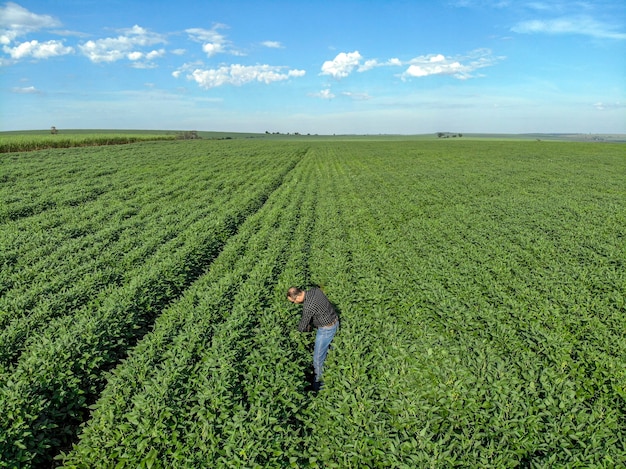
[313,322,338,388]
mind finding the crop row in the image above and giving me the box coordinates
[1,139,624,467]
[0,140,308,467]
[304,141,625,467]
[60,148,322,467]
[59,140,625,468]
[0,142,300,366]
[0,140,257,224]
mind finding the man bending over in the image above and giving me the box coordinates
[287,286,339,392]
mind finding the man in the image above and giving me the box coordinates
[286,286,339,392]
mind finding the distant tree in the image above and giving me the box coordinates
[51,126,58,135]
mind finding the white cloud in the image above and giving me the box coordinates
[146,49,165,60]
[3,39,73,59]
[128,49,165,68]
[0,2,61,44]
[80,40,123,62]
[342,91,372,100]
[262,41,283,48]
[358,59,379,72]
[185,26,227,43]
[404,54,464,78]
[358,57,402,72]
[187,64,305,89]
[321,51,362,78]
[11,85,40,94]
[512,15,626,39]
[310,88,335,99]
[127,51,143,61]
[131,62,157,70]
[79,25,167,63]
[594,101,625,111]
[203,42,223,56]
[322,49,501,81]
[186,26,234,57]
[405,61,462,77]
[402,49,503,80]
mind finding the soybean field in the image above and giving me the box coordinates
[0,138,624,468]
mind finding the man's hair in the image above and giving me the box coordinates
[286,286,303,300]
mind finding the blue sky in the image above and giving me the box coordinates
[1,0,624,134]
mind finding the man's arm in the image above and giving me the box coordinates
[297,307,314,332]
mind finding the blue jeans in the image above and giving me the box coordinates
[313,321,338,383]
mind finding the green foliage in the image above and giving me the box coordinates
[0,132,177,153]
[304,141,626,468]
[0,140,305,466]
[0,139,624,467]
